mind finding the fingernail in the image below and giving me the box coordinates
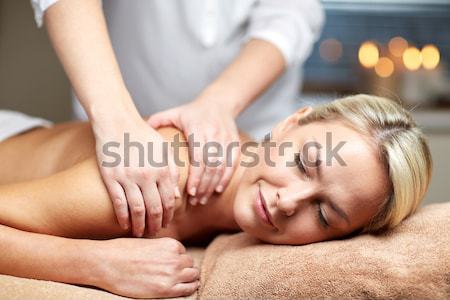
[189,187,197,196]
[174,187,181,198]
[200,197,208,205]
[190,198,197,205]
[215,185,223,193]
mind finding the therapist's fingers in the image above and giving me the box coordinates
[157,171,177,229]
[201,161,224,204]
[124,182,146,237]
[167,147,181,200]
[157,146,178,228]
[217,139,240,194]
[104,177,130,231]
[186,129,205,205]
[147,108,182,129]
[141,183,163,236]
[196,162,216,205]
[196,132,226,204]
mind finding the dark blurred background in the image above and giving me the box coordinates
[303,0,450,110]
[0,0,71,122]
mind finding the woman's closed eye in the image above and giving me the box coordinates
[294,152,308,176]
[295,151,330,230]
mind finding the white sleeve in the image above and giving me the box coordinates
[245,0,325,66]
[30,0,60,27]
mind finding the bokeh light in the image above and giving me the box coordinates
[421,44,440,70]
[319,38,343,63]
[388,37,408,58]
[358,41,379,68]
[374,57,394,78]
[403,47,422,71]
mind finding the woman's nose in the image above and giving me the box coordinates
[276,186,315,216]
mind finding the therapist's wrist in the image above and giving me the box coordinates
[197,82,247,118]
[86,90,142,128]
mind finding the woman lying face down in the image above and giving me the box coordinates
[0,94,432,298]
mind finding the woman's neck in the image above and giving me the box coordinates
[204,162,246,232]
[168,128,252,236]
[203,132,255,232]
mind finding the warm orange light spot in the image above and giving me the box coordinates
[319,38,343,63]
[358,41,379,68]
[375,57,394,78]
[421,44,440,70]
[388,37,408,57]
[403,47,422,71]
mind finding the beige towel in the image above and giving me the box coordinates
[1,204,448,300]
[199,203,450,300]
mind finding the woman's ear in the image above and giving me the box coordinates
[272,106,313,137]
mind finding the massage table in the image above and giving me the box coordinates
[1,203,448,300]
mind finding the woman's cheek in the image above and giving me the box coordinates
[281,214,325,245]
[233,192,255,231]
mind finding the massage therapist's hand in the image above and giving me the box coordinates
[92,237,200,298]
[43,0,183,237]
[148,97,240,205]
[93,110,180,237]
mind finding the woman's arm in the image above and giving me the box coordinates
[0,157,125,238]
[0,155,187,239]
[0,143,197,298]
[0,223,98,285]
[0,223,200,298]
[0,125,189,239]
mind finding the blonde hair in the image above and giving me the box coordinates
[298,94,432,232]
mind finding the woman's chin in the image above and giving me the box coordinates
[234,204,270,242]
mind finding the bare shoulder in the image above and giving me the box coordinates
[155,126,252,205]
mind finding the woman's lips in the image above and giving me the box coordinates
[255,184,276,229]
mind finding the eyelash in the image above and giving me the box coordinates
[294,153,307,175]
[317,202,329,229]
[296,153,328,229]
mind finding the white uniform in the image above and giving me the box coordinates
[31,0,324,138]
[0,110,51,142]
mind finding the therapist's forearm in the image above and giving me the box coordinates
[201,39,286,117]
[44,0,139,124]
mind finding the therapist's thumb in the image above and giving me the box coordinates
[147,109,180,129]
